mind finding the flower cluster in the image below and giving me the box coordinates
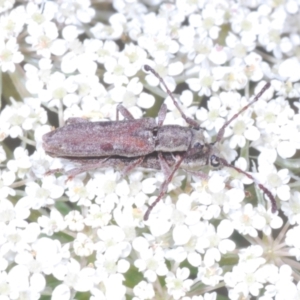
[1,0,300,299]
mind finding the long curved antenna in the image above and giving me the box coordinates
[216,83,271,142]
[144,65,200,128]
[219,157,277,213]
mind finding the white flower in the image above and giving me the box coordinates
[272,79,300,98]
[244,52,264,82]
[94,252,129,282]
[104,56,134,86]
[6,264,45,298]
[52,258,95,293]
[7,147,31,178]
[278,58,300,82]
[255,95,293,135]
[22,175,64,209]
[255,205,283,236]
[91,39,119,64]
[38,209,66,236]
[0,38,23,72]
[173,223,192,246]
[73,233,94,257]
[56,0,95,24]
[15,238,69,287]
[25,2,57,26]
[0,170,15,198]
[90,14,124,40]
[186,66,219,97]
[165,268,194,300]
[282,191,300,225]
[91,274,126,300]
[0,5,25,39]
[122,43,147,74]
[189,4,225,40]
[231,10,260,41]
[138,34,179,61]
[257,164,290,201]
[238,245,266,270]
[133,280,155,300]
[263,265,298,300]
[134,248,168,282]
[110,77,143,106]
[0,0,15,14]
[195,94,227,131]
[26,21,66,58]
[229,204,266,237]
[66,177,95,206]
[24,59,52,95]
[42,71,78,107]
[2,222,40,253]
[226,33,252,59]
[84,203,112,228]
[185,36,213,64]
[95,225,130,259]
[224,262,266,297]
[227,113,260,148]
[197,263,223,286]
[276,120,300,159]
[214,64,248,91]
[201,221,235,267]
[285,225,300,260]
[65,210,85,232]
[0,198,29,227]
[0,98,47,139]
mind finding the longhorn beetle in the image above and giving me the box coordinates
[43,65,277,220]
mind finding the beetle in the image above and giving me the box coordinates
[43,65,277,220]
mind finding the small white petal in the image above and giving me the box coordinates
[217,219,234,238]
[52,284,71,300]
[173,224,191,245]
[142,178,157,194]
[168,61,184,76]
[208,174,225,193]
[278,58,300,82]
[277,141,296,158]
[117,259,130,273]
[30,273,46,292]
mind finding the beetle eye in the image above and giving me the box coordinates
[210,155,221,168]
[194,142,203,149]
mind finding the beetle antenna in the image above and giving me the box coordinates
[216,82,271,143]
[219,157,277,212]
[144,65,200,128]
[144,154,185,221]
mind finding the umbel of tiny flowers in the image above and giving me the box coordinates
[1,1,300,300]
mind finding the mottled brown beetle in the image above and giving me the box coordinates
[43,65,277,220]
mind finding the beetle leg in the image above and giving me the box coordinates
[65,158,111,179]
[185,170,209,181]
[158,152,172,177]
[157,104,167,127]
[144,153,185,221]
[120,156,145,176]
[45,168,65,176]
[116,104,135,120]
